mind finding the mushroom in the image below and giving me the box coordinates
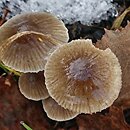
[42,97,78,121]
[19,71,49,101]
[0,31,60,72]
[0,12,69,45]
[44,39,122,113]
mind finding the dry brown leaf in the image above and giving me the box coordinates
[76,106,130,130]
[0,75,50,130]
[96,23,130,108]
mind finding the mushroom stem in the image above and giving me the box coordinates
[0,62,21,76]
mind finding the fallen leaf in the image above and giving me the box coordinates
[96,23,130,108]
[76,106,130,130]
[0,75,50,130]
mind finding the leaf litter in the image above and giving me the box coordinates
[0,1,130,130]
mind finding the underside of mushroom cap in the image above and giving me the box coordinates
[0,12,69,45]
[44,39,122,114]
[0,31,60,72]
[42,97,78,121]
[19,71,49,101]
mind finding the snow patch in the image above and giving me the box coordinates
[0,0,118,24]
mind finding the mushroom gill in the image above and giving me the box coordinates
[0,12,69,45]
[42,97,78,121]
[44,39,122,113]
[19,71,49,101]
[0,31,60,72]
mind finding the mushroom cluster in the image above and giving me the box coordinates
[0,12,122,121]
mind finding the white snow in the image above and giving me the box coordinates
[0,0,118,24]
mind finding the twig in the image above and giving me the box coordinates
[0,7,10,26]
[0,62,21,76]
[20,121,33,130]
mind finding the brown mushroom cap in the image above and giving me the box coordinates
[0,12,69,45]
[44,39,122,113]
[19,71,49,101]
[42,97,78,121]
[0,31,60,72]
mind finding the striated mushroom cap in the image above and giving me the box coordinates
[19,71,49,101]
[42,97,78,121]
[44,39,122,113]
[0,12,69,45]
[0,31,60,72]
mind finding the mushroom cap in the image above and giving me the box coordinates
[44,39,122,113]
[0,12,69,45]
[42,97,78,121]
[0,31,60,72]
[19,71,49,101]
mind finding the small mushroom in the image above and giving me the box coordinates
[0,12,69,45]
[44,39,122,113]
[0,31,60,72]
[42,97,78,121]
[19,71,49,101]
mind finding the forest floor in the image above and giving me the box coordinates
[0,0,130,130]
